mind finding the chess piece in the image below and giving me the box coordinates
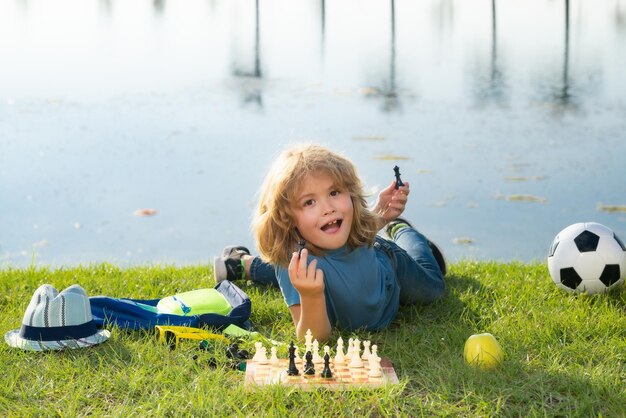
[353,339,361,358]
[323,345,331,359]
[287,342,300,376]
[393,165,404,189]
[349,339,364,368]
[312,340,323,364]
[345,338,354,364]
[371,344,379,360]
[298,239,306,258]
[362,340,372,360]
[350,350,364,368]
[252,342,263,361]
[368,344,382,377]
[226,343,239,359]
[305,329,313,355]
[257,347,269,365]
[270,346,279,364]
[335,337,345,364]
[304,351,315,375]
[321,353,333,378]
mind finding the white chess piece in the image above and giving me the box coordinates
[312,340,323,364]
[294,346,301,363]
[362,340,372,360]
[368,344,382,377]
[257,347,269,364]
[270,346,279,364]
[253,341,263,362]
[335,337,345,364]
[353,338,361,358]
[349,339,364,368]
[323,345,331,359]
[305,329,313,354]
[345,338,354,364]
[371,344,379,360]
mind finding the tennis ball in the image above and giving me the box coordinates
[463,333,503,369]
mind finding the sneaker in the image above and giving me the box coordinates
[213,245,251,283]
[385,218,447,276]
[221,245,251,259]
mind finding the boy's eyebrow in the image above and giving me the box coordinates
[295,184,338,200]
[294,191,314,201]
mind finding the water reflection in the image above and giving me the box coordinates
[1,0,625,267]
[364,0,400,112]
[319,0,326,63]
[231,0,263,108]
[473,0,508,105]
[549,0,575,111]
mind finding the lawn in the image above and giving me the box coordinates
[1,262,625,417]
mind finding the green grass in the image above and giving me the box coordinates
[1,262,625,417]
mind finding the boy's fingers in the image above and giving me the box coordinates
[307,259,318,280]
[298,248,308,278]
[315,268,324,286]
[288,252,299,276]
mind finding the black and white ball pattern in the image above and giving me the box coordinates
[548,222,626,294]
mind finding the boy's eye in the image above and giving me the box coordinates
[330,190,341,197]
[303,199,314,207]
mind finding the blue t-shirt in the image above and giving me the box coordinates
[275,243,400,331]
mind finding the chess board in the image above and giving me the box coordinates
[244,357,399,390]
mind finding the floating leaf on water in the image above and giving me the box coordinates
[453,237,475,245]
[495,194,547,203]
[360,87,381,96]
[134,208,158,217]
[416,169,431,174]
[504,176,545,182]
[374,154,411,161]
[597,204,626,213]
[352,136,385,141]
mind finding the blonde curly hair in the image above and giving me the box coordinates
[252,144,380,267]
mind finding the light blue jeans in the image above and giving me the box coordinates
[248,225,445,305]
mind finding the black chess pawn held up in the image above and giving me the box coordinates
[393,165,404,189]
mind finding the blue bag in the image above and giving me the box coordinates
[89,281,251,331]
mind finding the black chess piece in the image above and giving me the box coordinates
[287,341,300,376]
[321,353,333,378]
[393,165,404,189]
[237,349,250,359]
[225,343,239,359]
[304,350,315,376]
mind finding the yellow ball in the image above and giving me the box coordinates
[463,333,503,369]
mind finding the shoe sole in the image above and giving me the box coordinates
[213,257,227,283]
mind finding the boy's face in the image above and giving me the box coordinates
[291,170,354,251]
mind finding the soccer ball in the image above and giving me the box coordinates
[547,222,626,294]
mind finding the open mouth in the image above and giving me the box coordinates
[321,219,342,233]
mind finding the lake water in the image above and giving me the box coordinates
[1,0,625,267]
